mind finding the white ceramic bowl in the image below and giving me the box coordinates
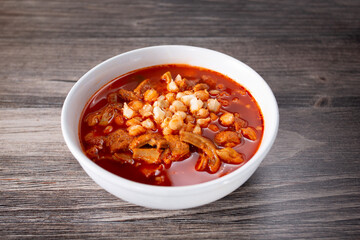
[61,45,279,210]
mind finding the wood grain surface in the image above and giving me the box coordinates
[1,0,359,239]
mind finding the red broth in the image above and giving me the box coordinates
[80,64,263,186]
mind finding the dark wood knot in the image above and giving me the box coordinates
[314,96,331,107]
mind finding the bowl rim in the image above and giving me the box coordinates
[61,45,279,195]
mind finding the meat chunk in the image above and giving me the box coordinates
[133,148,162,164]
[112,152,135,165]
[84,132,105,146]
[214,131,241,147]
[85,111,101,126]
[133,79,152,96]
[195,153,208,171]
[118,89,139,101]
[180,132,220,173]
[107,92,118,103]
[193,83,209,91]
[138,164,163,178]
[85,103,122,127]
[160,148,172,165]
[201,75,217,89]
[129,133,168,151]
[100,103,122,126]
[241,127,257,141]
[174,75,190,91]
[105,129,133,153]
[164,135,190,161]
[216,148,244,164]
[234,116,247,131]
[86,145,100,158]
[161,71,172,83]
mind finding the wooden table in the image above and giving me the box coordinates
[1,0,359,238]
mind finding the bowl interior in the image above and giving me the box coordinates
[61,45,278,191]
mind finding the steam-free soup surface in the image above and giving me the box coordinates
[80,64,263,186]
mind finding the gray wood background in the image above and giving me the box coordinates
[1,0,359,239]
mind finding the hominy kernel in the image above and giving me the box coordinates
[128,100,144,111]
[216,84,225,90]
[194,108,209,118]
[193,124,202,135]
[210,112,218,121]
[176,92,185,100]
[165,110,173,118]
[141,118,155,129]
[196,117,211,128]
[144,89,159,102]
[161,117,172,129]
[175,74,182,82]
[114,115,124,126]
[139,103,153,117]
[208,124,219,132]
[165,93,176,103]
[123,102,135,119]
[219,112,235,126]
[103,125,113,134]
[169,115,184,130]
[218,99,229,106]
[154,99,170,109]
[158,95,165,101]
[220,91,230,97]
[185,115,195,124]
[167,80,179,92]
[174,111,187,119]
[128,125,146,136]
[181,94,196,106]
[207,98,221,112]
[163,127,173,135]
[232,97,240,103]
[153,106,166,123]
[190,98,203,113]
[170,100,187,112]
[126,118,141,127]
[209,90,220,96]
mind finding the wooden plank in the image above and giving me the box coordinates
[0,0,359,39]
[0,37,359,108]
[1,0,360,238]
[0,107,359,238]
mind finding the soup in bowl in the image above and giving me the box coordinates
[61,45,278,209]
